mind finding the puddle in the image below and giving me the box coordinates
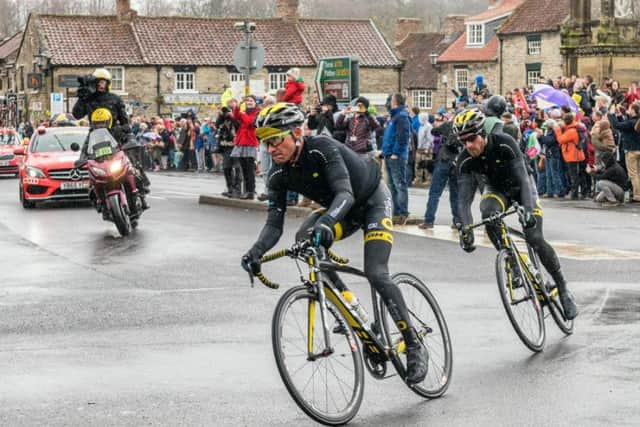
[596,290,640,325]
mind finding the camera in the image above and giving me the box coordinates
[77,74,97,95]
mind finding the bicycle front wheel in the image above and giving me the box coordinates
[496,250,545,352]
[272,285,364,426]
[381,273,453,398]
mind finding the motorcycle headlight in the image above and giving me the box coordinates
[109,159,124,175]
[26,166,46,178]
[90,166,107,177]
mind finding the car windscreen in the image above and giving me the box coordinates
[0,134,18,145]
[86,128,120,157]
[31,130,87,153]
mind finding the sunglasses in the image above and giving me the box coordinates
[459,134,479,143]
[263,130,291,147]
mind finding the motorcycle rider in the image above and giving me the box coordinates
[72,68,150,194]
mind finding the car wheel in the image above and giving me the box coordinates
[19,182,35,209]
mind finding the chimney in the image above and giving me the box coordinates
[442,15,467,39]
[116,0,137,22]
[276,0,299,21]
[395,18,423,46]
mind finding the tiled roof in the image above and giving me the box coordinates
[39,15,144,65]
[296,19,400,67]
[30,15,399,68]
[397,33,446,89]
[134,17,315,66]
[438,33,499,63]
[0,32,23,60]
[467,0,524,23]
[498,0,570,35]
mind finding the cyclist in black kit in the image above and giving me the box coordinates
[241,103,428,384]
[454,108,578,320]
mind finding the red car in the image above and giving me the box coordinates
[0,128,23,177]
[17,126,90,208]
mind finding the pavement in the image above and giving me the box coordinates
[0,172,639,427]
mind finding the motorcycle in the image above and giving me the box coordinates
[73,128,146,236]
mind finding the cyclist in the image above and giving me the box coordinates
[241,103,428,384]
[454,108,578,320]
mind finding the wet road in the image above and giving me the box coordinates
[1,173,639,426]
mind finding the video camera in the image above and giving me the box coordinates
[77,74,98,95]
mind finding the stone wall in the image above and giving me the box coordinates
[433,62,499,108]
[500,33,563,92]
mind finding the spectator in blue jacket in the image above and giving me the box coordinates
[608,103,640,202]
[382,93,411,224]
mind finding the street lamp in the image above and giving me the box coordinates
[33,48,51,76]
[234,21,257,97]
[430,52,447,110]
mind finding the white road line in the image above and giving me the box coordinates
[394,224,640,261]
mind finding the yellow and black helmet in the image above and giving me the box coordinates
[453,107,486,138]
[92,68,112,82]
[90,108,113,129]
[254,102,305,141]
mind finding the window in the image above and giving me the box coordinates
[175,72,195,92]
[106,67,124,92]
[269,73,287,92]
[229,73,245,85]
[526,63,542,87]
[455,69,469,91]
[412,90,433,110]
[527,35,542,55]
[467,24,483,46]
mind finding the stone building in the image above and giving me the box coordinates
[395,16,465,112]
[13,0,401,123]
[562,0,640,85]
[435,0,524,102]
[0,32,22,109]
[497,0,570,93]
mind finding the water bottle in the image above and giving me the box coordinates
[342,290,368,324]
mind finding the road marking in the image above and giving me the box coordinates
[394,224,640,260]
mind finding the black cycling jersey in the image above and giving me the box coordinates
[254,135,380,250]
[456,132,535,226]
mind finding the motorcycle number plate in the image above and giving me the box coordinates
[61,180,90,190]
[95,146,113,157]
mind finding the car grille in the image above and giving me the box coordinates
[52,188,90,197]
[0,154,14,160]
[48,168,90,180]
[27,185,48,195]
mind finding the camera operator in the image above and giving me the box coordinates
[73,68,149,194]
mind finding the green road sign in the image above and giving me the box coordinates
[315,57,358,104]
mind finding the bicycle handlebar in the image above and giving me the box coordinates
[462,202,525,232]
[250,242,350,290]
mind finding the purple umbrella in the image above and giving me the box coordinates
[531,86,578,112]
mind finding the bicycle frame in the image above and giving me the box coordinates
[254,243,407,365]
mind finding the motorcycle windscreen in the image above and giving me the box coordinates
[86,128,120,158]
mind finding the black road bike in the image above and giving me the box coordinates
[246,240,453,426]
[462,203,574,352]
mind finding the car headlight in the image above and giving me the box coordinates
[109,159,124,174]
[26,166,46,178]
[90,166,107,177]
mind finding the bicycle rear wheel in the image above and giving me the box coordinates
[528,249,574,335]
[496,249,545,352]
[272,285,364,426]
[380,273,453,398]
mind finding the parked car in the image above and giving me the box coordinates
[17,126,90,208]
[0,128,23,177]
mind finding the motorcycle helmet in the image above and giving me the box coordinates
[254,102,305,141]
[91,108,113,129]
[453,108,486,139]
[92,68,112,91]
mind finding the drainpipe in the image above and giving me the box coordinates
[498,36,503,95]
[156,65,161,116]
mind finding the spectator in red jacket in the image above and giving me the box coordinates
[229,96,260,200]
[282,68,305,105]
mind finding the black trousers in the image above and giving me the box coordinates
[236,157,256,194]
[222,150,241,193]
[566,161,584,198]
